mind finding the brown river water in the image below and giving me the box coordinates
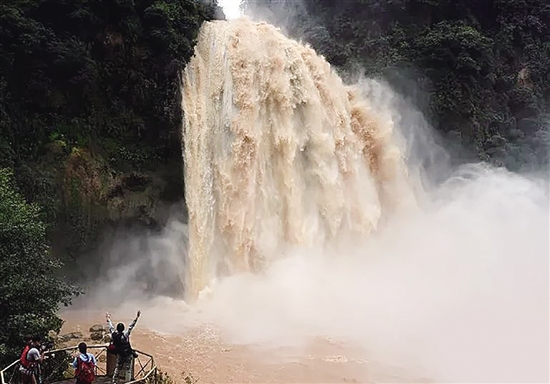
[60,309,429,384]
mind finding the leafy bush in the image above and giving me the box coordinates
[0,169,81,367]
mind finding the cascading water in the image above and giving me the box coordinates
[68,17,548,384]
[181,18,415,299]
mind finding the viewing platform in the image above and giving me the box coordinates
[1,345,158,384]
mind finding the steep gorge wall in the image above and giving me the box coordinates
[0,0,223,269]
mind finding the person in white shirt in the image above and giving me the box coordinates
[19,336,45,384]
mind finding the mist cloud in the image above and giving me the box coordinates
[73,13,550,383]
[82,80,549,382]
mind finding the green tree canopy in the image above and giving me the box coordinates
[0,0,220,262]
[0,168,81,367]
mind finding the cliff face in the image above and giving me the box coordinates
[0,0,221,264]
[55,147,185,261]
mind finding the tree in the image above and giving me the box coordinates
[0,0,222,263]
[0,168,81,367]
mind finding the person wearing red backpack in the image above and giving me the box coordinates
[72,342,97,384]
[19,336,45,384]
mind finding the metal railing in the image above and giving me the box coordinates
[1,345,157,384]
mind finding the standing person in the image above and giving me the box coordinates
[19,336,45,384]
[19,336,33,384]
[106,310,141,384]
[72,342,97,384]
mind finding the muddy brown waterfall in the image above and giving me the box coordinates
[181,18,415,300]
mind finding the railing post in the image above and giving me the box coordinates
[2,345,156,384]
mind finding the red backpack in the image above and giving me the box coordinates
[19,345,31,368]
[76,354,96,383]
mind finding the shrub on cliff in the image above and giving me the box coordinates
[0,169,81,367]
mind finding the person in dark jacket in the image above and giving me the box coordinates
[106,311,141,384]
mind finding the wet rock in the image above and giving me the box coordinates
[58,335,68,343]
[58,333,77,343]
[90,331,104,341]
[47,330,58,341]
[89,324,104,332]
[69,332,84,339]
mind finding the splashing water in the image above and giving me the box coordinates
[181,18,415,299]
[72,17,548,384]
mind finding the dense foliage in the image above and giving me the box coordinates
[245,0,550,171]
[0,0,220,260]
[0,169,80,367]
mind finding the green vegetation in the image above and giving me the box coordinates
[155,370,199,384]
[0,168,80,367]
[153,369,199,384]
[156,370,177,384]
[244,0,550,171]
[0,0,220,261]
[156,370,176,384]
